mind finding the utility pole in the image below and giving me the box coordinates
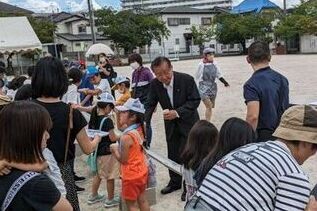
[87,0,96,44]
[283,0,287,14]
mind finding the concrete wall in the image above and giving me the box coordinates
[300,35,317,53]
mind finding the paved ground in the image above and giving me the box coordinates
[76,54,317,211]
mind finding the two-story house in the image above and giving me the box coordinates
[52,12,110,55]
[37,12,111,57]
[148,6,241,58]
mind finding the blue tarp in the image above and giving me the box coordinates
[231,0,280,14]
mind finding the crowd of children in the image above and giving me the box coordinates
[1,44,317,211]
[0,54,153,211]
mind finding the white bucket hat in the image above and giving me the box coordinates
[112,76,130,90]
[116,98,145,114]
[97,92,115,105]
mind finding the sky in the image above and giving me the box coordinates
[0,0,301,13]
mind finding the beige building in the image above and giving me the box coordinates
[52,12,110,54]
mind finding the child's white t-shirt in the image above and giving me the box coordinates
[62,84,80,104]
[94,79,111,95]
[43,148,67,196]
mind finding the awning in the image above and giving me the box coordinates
[0,16,42,54]
[231,0,280,14]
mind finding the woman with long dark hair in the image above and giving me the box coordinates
[194,117,256,187]
[32,56,101,210]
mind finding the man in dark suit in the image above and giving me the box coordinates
[145,57,200,196]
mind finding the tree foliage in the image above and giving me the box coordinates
[274,0,317,39]
[95,8,170,53]
[28,17,56,43]
[190,25,215,52]
[214,13,274,53]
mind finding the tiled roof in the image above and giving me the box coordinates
[56,33,107,41]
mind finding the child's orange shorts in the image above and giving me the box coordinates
[122,174,148,201]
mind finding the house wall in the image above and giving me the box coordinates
[151,13,214,55]
[56,22,69,34]
[300,35,317,53]
[71,19,92,35]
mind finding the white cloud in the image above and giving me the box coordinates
[0,0,10,3]
[24,0,61,13]
[67,0,102,12]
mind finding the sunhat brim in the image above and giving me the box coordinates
[115,105,129,112]
[273,126,317,144]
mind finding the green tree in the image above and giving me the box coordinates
[95,8,170,54]
[28,17,56,43]
[214,13,274,53]
[190,25,215,54]
[274,0,317,39]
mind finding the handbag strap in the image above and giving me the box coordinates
[1,171,40,210]
[99,116,108,131]
[64,105,73,165]
[94,116,109,152]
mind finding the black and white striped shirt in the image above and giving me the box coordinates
[196,141,311,211]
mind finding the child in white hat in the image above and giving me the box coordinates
[87,93,120,208]
[111,98,150,211]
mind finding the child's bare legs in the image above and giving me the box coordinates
[138,191,150,211]
[91,175,101,196]
[107,179,115,200]
[125,200,139,211]
[203,98,213,121]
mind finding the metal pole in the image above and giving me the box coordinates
[283,0,287,14]
[87,0,96,44]
[54,43,58,58]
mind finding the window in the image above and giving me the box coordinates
[168,18,191,26]
[201,17,212,25]
[229,44,235,49]
[78,25,86,34]
[175,38,180,45]
[209,44,215,49]
[179,18,190,25]
[168,18,179,26]
[75,43,81,47]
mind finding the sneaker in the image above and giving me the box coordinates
[88,194,105,205]
[113,195,120,203]
[75,185,85,193]
[104,197,120,208]
[74,175,86,183]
